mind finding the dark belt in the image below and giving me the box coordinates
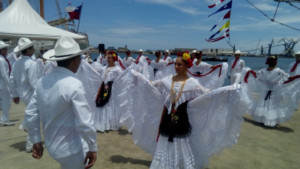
[264,90,272,100]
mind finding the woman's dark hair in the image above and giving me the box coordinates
[195,51,202,57]
[265,55,277,67]
[126,50,131,55]
[155,51,161,57]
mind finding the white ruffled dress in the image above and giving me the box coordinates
[116,70,249,169]
[93,65,123,132]
[150,59,169,81]
[242,67,299,126]
[188,61,228,90]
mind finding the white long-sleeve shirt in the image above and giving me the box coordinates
[7,52,17,68]
[25,66,98,159]
[229,58,245,76]
[10,55,43,104]
[0,55,10,90]
[288,61,300,76]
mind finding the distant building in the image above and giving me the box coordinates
[116,45,128,53]
[202,48,233,56]
[107,46,116,51]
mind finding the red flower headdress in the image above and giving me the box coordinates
[178,51,193,68]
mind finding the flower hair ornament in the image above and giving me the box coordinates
[109,51,118,61]
[180,51,193,68]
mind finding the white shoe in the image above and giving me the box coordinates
[0,120,15,126]
[26,149,33,153]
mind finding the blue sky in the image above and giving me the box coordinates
[41,0,300,54]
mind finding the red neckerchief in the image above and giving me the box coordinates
[163,55,168,60]
[118,60,126,70]
[290,61,299,72]
[4,56,11,74]
[231,58,239,69]
[135,55,142,64]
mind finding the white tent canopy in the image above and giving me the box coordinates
[0,0,86,40]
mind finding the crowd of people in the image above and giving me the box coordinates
[0,36,299,169]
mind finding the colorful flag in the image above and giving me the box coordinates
[210,10,231,31]
[206,29,229,42]
[208,0,226,8]
[65,5,82,20]
[208,0,232,17]
[209,20,230,39]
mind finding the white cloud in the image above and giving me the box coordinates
[100,27,161,36]
[134,0,205,15]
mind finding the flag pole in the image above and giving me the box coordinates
[77,3,83,33]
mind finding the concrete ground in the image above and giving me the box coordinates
[0,103,299,169]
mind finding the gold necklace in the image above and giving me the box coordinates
[170,76,187,105]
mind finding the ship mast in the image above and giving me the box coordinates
[0,0,3,12]
[40,0,44,18]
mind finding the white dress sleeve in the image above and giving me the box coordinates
[187,84,249,165]
[76,60,103,115]
[115,69,164,155]
[189,62,228,90]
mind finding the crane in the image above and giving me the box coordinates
[278,38,300,57]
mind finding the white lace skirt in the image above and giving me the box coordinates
[94,98,120,132]
[251,90,294,127]
[150,136,196,169]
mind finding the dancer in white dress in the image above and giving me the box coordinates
[122,50,135,68]
[94,51,123,132]
[150,51,169,80]
[117,52,248,169]
[243,56,299,127]
[189,51,212,75]
[229,50,245,84]
[188,51,228,90]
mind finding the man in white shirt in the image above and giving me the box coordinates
[0,41,14,126]
[229,50,245,84]
[25,36,98,169]
[10,37,44,152]
[288,51,300,76]
[163,50,173,64]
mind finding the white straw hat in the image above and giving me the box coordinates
[295,51,300,56]
[0,41,10,50]
[138,49,143,52]
[165,50,170,54]
[13,37,35,53]
[191,50,197,54]
[43,36,91,61]
[234,50,242,55]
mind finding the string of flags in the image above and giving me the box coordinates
[206,0,232,43]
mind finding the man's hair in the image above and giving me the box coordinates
[57,55,80,67]
[21,46,33,55]
[21,49,27,55]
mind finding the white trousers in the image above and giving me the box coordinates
[19,99,33,152]
[56,150,85,169]
[0,87,11,122]
[230,73,242,84]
